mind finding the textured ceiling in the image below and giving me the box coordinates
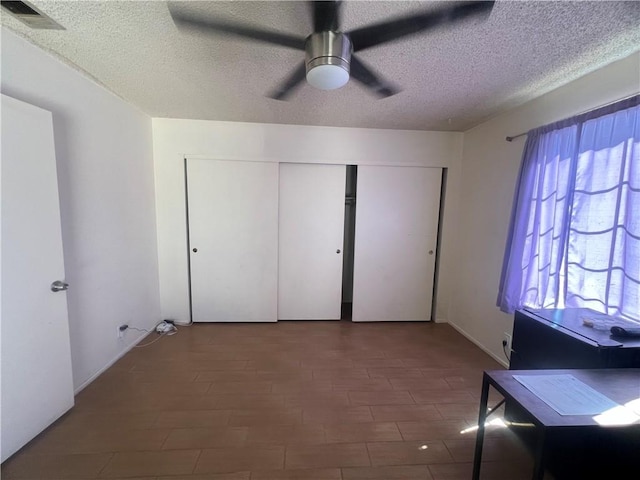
[2,1,639,131]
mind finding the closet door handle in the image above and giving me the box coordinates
[336,249,341,254]
[192,248,198,253]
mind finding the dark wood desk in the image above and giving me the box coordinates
[511,309,640,370]
[472,369,640,480]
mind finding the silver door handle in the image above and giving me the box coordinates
[51,280,69,292]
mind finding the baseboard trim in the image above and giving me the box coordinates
[447,321,509,368]
[74,331,149,395]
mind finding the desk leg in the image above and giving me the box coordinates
[531,427,546,480]
[472,373,490,480]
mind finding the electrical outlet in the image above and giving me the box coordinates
[503,332,512,351]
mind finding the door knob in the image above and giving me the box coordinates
[192,248,198,253]
[51,280,69,292]
[336,249,341,254]
[428,250,434,255]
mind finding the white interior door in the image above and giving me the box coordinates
[278,163,346,320]
[187,159,278,322]
[352,166,442,322]
[1,95,74,462]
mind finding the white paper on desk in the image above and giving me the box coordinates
[512,374,620,416]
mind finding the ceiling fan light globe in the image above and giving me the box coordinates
[306,64,350,90]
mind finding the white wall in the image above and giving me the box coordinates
[1,28,161,391]
[451,53,640,366]
[153,119,463,324]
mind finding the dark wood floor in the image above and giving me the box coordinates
[2,321,540,479]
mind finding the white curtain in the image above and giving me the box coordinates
[566,105,640,320]
[498,96,640,322]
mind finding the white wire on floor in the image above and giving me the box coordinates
[133,322,178,348]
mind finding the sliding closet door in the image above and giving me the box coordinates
[352,166,441,322]
[278,163,346,320]
[187,159,278,322]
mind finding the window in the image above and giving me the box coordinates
[497,96,639,322]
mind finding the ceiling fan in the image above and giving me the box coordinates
[169,1,495,100]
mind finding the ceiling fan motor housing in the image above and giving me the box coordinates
[305,31,352,89]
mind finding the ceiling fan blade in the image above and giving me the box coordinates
[312,1,341,32]
[268,62,307,100]
[350,56,399,98]
[348,1,495,52]
[169,5,306,50]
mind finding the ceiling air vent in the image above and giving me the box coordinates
[1,1,64,30]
